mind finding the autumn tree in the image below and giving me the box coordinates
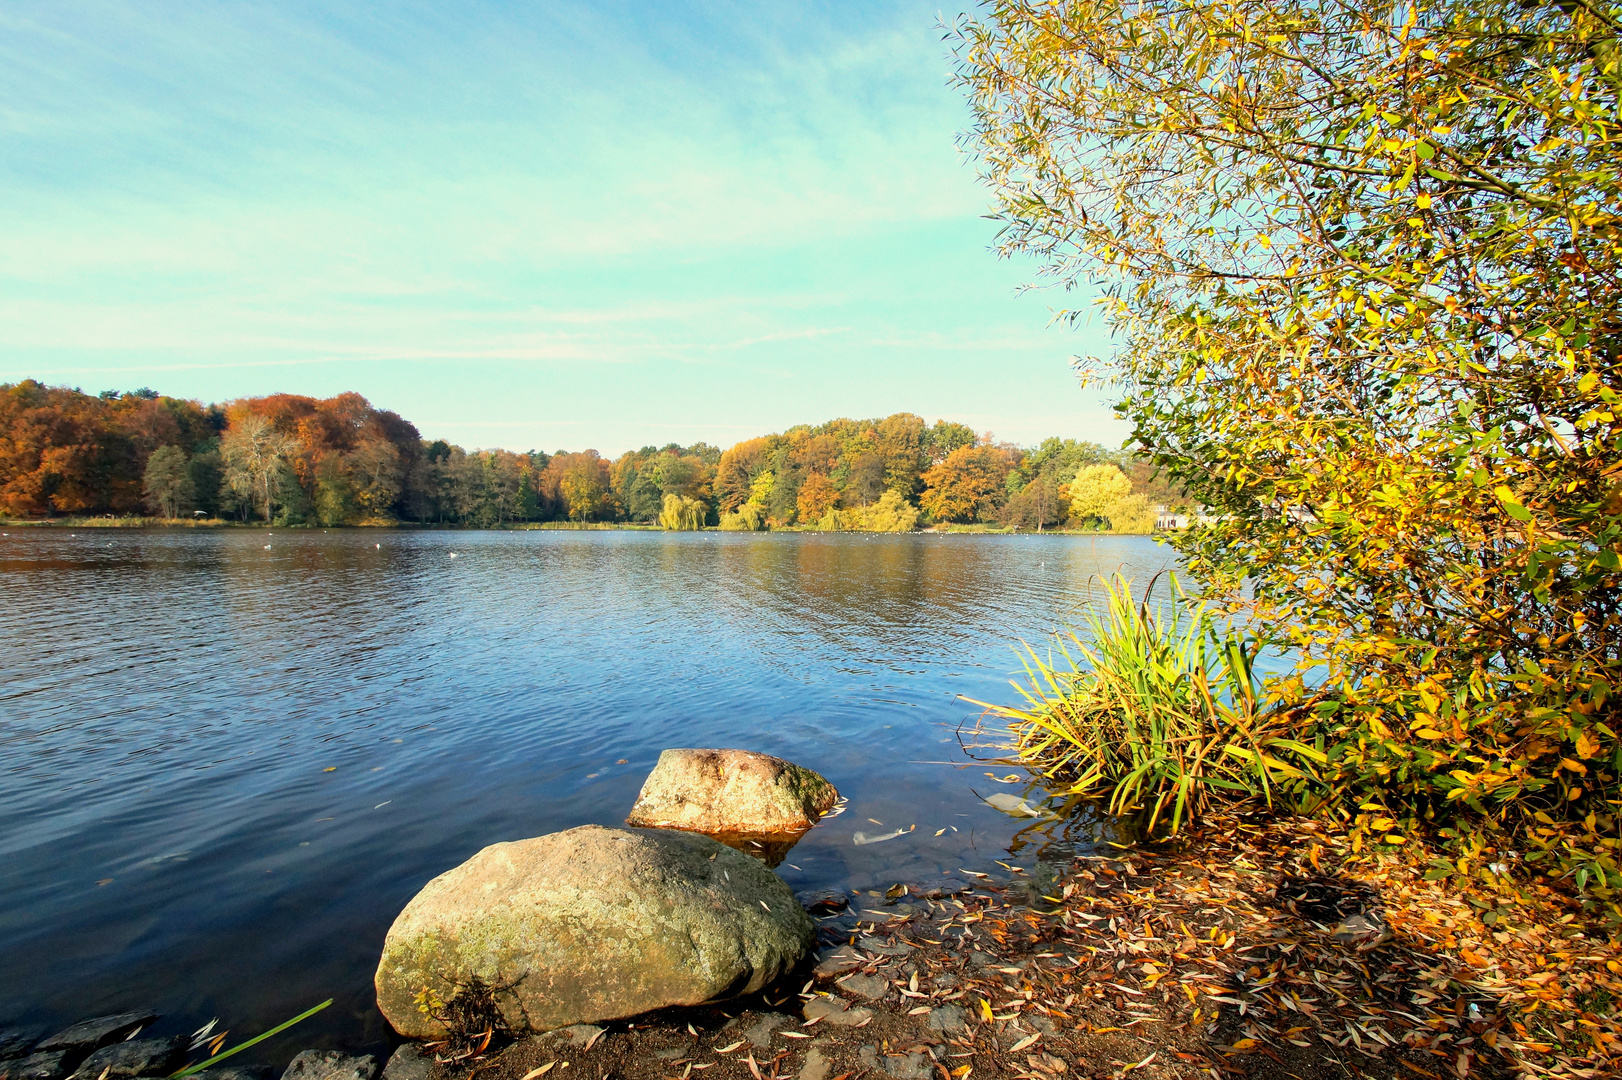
[957,0,1622,885]
[920,444,1015,523]
[221,413,297,522]
[1068,465,1133,524]
[796,472,838,522]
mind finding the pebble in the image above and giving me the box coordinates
[279,1050,377,1080]
[926,1005,968,1035]
[797,1046,830,1080]
[857,1046,931,1080]
[741,1014,790,1049]
[71,1037,184,1080]
[801,996,872,1027]
[835,974,889,1001]
[855,936,910,957]
[38,1014,158,1054]
[812,945,863,977]
[379,1045,432,1080]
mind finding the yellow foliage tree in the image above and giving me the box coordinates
[1068,465,1132,524]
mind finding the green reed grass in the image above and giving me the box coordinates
[968,574,1326,834]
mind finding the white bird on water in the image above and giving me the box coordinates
[449,552,458,558]
[375,542,380,549]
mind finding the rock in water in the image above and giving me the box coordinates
[279,1052,377,1080]
[38,1014,157,1054]
[374,825,814,1037]
[71,1038,184,1080]
[625,749,838,835]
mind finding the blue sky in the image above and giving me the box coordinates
[0,1,1124,454]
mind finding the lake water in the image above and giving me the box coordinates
[0,529,1174,1056]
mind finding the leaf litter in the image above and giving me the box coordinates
[418,813,1619,1080]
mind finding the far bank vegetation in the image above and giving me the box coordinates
[0,383,1180,532]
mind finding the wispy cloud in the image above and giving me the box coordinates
[0,1,1128,454]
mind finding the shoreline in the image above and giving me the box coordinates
[0,519,1159,537]
[9,816,1614,1080]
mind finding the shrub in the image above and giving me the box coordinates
[971,575,1326,834]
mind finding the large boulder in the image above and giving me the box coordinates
[375,825,813,1036]
[625,749,837,836]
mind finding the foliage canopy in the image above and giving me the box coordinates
[957,0,1622,897]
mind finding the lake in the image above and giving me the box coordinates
[0,529,1173,1056]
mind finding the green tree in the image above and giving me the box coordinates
[142,444,195,519]
[314,455,356,526]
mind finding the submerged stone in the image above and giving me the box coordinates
[38,1014,157,1054]
[374,824,813,1037]
[71,1038,184,1080]
[8,1051,74,1080]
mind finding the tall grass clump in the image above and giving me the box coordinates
[970,575,1325,834]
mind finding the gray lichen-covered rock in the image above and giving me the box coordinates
[71,1037,184,1080]
[278,1051,377,1080]
[625,750,838,835]
[38,1015,157,1054]
[378,1046,430,1080]
[374,825,814,1037]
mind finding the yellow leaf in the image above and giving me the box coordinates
[1417,729,1447,740]
[1576,730,1600,759]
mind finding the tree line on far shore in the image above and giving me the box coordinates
[0,380,1182,531]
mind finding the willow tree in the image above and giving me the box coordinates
[957,1,1622,891]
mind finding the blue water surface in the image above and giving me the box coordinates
[0,529,1174,1054]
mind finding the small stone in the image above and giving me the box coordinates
[926,1006,967,1035]
[380,1045,431,1080]
[966,950,997,969]
[801,998,872,1028]
[7,1051,73,1080]
[812,946,863,978]
[279,1050,378,1080]
[741,1015,789,1049]
[72,1038,184,1080]
[932,974,959,991]
[798,1047,829,1080]
[649,1050,686,1062]
[835,975,888,1002]
[856,937,910,957]
[857,1048,930,1080]
[795,891,848,915]
[39,1015,158,1054]
[0,1032,42,1061]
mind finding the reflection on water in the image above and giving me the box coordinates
[0,530,1173,1053]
